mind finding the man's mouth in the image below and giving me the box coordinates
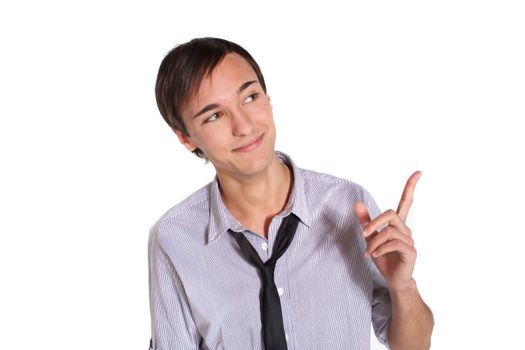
[233,134,264,152]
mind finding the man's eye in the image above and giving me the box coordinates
[244,93,259,103]
[205,112,220,123]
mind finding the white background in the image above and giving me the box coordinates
[1,1,524,349]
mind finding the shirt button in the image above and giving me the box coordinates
[277,287,284,296]
[261,242,268,250]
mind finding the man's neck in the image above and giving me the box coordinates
[216,155,293,239]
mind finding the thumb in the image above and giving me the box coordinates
[354,202,371,228]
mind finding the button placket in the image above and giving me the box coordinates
[247,232,269,260]
[266,216,284,255]
[256,236,269,259]
[274,247,293,347]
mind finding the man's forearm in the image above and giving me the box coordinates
[387,279,434,350]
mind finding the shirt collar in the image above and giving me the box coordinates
[206,151,311,245]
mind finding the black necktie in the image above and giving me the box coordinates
[231,214,300,350]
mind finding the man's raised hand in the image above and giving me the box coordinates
[354,171,422,292]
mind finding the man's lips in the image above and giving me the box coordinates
[233,134,264,152]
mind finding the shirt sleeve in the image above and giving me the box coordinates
[148,225,201,350]
[363,189,392,349]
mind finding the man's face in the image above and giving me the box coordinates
[177,53,276,179]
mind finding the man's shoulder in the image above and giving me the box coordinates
[299,166,369,199]
[149,182,211,239]
[297,165,380,220]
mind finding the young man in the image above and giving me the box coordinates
[149,37,433,350]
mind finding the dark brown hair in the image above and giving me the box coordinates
[155,37,267,159]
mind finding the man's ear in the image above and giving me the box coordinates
[173,128,198,152]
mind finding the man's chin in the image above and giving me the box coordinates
[216,150,276,179]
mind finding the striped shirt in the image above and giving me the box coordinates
[148,151,391,349]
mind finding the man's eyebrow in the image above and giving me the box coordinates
[238,80,258,94]
[192,81,259,119]
[192,103,220,119]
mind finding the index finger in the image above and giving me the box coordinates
[396,171,422,222]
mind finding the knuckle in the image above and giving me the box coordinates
[383,227,393,241]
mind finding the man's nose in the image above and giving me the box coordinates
[230,108,254,137]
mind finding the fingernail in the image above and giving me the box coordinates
[362,229,367,236]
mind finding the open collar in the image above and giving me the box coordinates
[205,151,311,245]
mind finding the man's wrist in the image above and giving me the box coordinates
[389,278,418,297]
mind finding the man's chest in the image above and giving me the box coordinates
[167,224,373,348]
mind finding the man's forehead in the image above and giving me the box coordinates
[200,53,257,89]
[185,54,259,108]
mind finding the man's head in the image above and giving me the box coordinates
[155,37,267,159]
